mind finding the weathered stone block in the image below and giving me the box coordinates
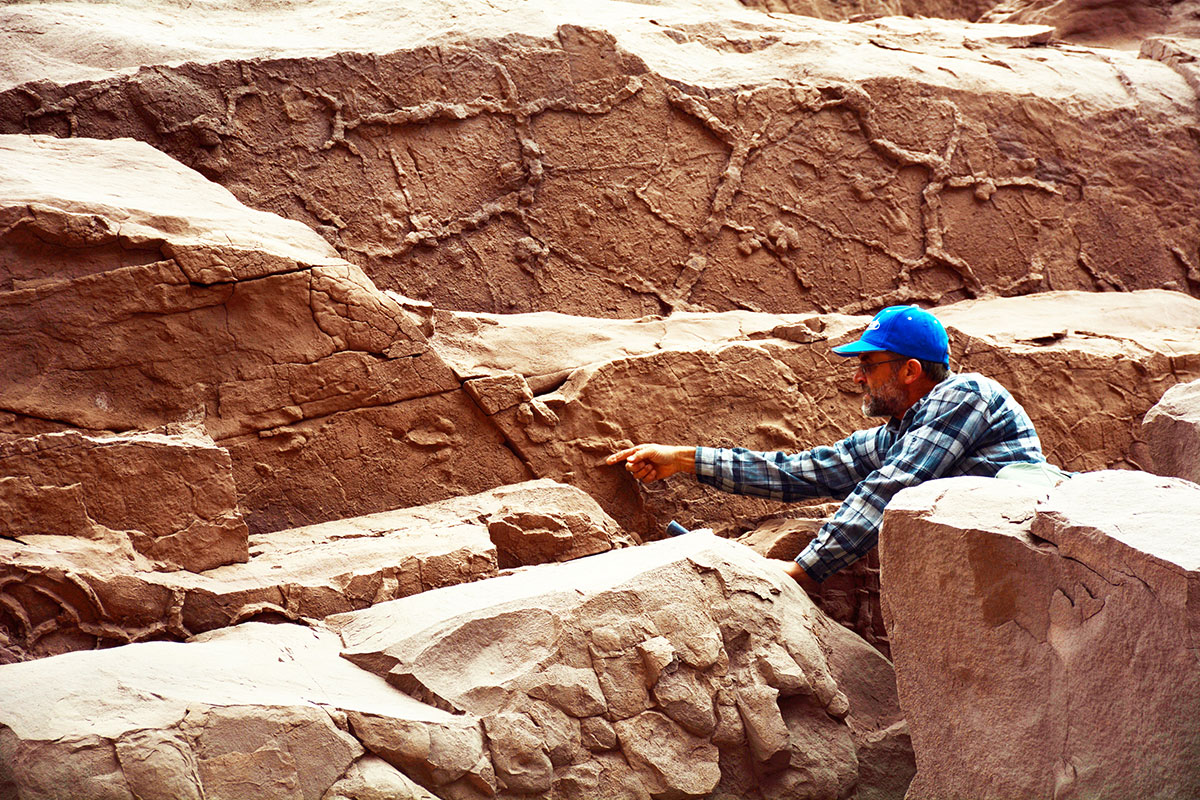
[882,472,1200,799]
[1143,377,1200,485]
[0,427,247,572]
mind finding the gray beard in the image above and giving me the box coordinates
[861,385,904,419]
[861,394,891,418]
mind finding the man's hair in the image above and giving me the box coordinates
[917,358,950,383]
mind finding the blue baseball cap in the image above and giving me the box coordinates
[832,305,950,366]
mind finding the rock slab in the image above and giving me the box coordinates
[881,472,1200,799]
[331,531,912,799]
[0,426,248,572]
[1143,377,1200,485]
[0,478,633,662]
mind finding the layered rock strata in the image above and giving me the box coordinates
[1143,377,1200,484]
[0,622,475,800]
[0,477,633,663]
[4,135,1197,660]
[0,534,911,799]
[3,2,1198,317]
[0,134,530,535]
[984,0,1200,48]
[881,471,1200,798]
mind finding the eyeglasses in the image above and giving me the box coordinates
[856,357,909,374]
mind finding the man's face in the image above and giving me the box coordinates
[855,354,906,419]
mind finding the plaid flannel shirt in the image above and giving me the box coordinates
[695,373,1045,582]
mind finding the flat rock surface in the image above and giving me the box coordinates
[0,621,464,800]
[0,134,531,535]
[984,0,1200,48]
[0,426,248,572]
[881,471,1200,799]
[3,2,1197,318]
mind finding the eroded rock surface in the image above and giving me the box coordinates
[330,531,911,799]
[0,478,633,663]
[433,290,1200,538]
[0,426,247,572]
[0,535,909,799]
[0,134,530,535]
[881,472,1200,798]
[984,0,1200,48]
[3,2,1198,318]
[1143,377,1200,484]
[0,622,459,800]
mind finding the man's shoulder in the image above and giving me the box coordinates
[928,372,1012,401]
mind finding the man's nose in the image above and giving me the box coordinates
[853,367,866,384]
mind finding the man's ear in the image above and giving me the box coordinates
[900,358,923,385]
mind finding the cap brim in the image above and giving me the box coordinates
[831,340,887,357]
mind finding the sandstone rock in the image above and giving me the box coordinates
[0,426,247,572]
[984,0,1200,47]
[330,531,912,799]
[322,756,440,800]
[742,1,1014,22]
[436,290,1200,528]
[0,479,631,662]
[3,4,1198,318]
[1143,377,1200,484]
[0,134,530,534]
[0,621,477,800]
[737,509,890,654]
[432,290,1200,653]
[1141,35,1200,99]
[882,471,1200,798]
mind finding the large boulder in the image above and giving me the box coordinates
[0,621,476,800]
[330,531,912,799]
[0,478,633,662]
[0,535,910,799]
[881,471,1200,798]
[0,134,529,534]
[2,3,1198,317]
[1143,377,1200,484]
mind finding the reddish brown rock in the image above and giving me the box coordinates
[432,290,1200,654]
[0,426,247,572]
[436,290,1200,532]
[881,472,1200,799]
[1143,377,1200,484]
[0,621,486,799]
[984,0,1200,47]
[738,0,1005,22]
[737,509,890,656]
[3,5,1198,317]
[0,479,632,662]
[330,531,912,799]
[0,134,529,534]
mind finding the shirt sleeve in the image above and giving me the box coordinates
[695,427,887,503]
[794,385,996,582]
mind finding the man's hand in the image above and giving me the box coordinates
[606,444,696,483]
[776,559,820,596]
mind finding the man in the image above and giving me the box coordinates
[606,305,1046,594]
